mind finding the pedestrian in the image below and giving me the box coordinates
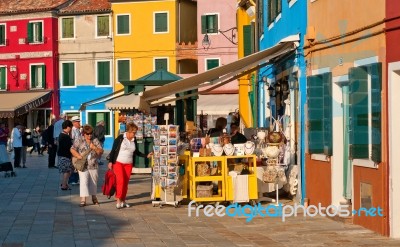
[11,125,22,168]
[0,122,9,163]
[93,120,106,165]
[70,124,103,207]
[230,122,247,144]
[69,116,81,185]
[43,119,57,168]
[53,113,66,148]
[21,127,32,168]
[30,126,41,155]
[107,122,153,209]
[207,117,228,137]
[57,120,73,190]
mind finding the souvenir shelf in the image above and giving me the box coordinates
[225,154,258,204]
[190,156,226,203]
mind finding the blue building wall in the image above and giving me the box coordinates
[259,0,307,201]
[60,86,114,150]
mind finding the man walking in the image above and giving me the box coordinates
[44,119,57,168]
[69,116,81,185]
[12,125,22,168]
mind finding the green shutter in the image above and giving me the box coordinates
[212,15,218,33]
[63,63,74,86]
[97,16,109,36]
[201,15,207,34]
[0,25,5,45]
[0,67,6,89]
[307,75,324,154]
[155,59,167,70]
[322,72,333,156]
[349,67,369,159]
[155,13,167,32]
[117,15,129,34]
[27,23,33,43]
[41,65,46,88]
[206,59,219,70]
[370,63,382,163]
[31,66,37,88]
[118,60,130,82]
[98,61,110,85]
[243,25,252,57]
[38,22,43,42]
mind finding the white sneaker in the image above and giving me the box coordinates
[121,202,131,208]
[116,203,122,209]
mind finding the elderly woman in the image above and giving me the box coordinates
[70,125,103,207]
[58,120,73,190]
[108,122,152,209]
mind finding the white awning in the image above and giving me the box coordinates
[197,94,238,115]
[142,41,297,103]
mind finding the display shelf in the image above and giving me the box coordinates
[225,155,258,203]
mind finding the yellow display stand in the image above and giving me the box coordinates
[225,155,258,204]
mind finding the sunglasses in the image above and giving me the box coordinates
[84,132,93,135]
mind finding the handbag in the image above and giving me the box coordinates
[72,149,91,171]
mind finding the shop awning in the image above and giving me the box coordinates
[142,40,297,103]
[197,94,238,115]
[0,90,52,118]
[105,93,143,110]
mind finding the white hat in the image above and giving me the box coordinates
[71,116,80,122]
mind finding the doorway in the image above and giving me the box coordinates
[389,63,400,238]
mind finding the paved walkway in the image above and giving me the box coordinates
[1,153,400,247]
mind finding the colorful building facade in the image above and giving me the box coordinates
[58,0,114,149]
[305,0,388,235]
[0,0,72,129]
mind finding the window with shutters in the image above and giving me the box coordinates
[0,24,6,46]
[268,0,282,25]
[257,0,264,37]
[154,58,168,71]
[97,15,110,37]
[348,63,382,163]
[243,25,254,57]
[61,17,74,39]
[307,72,333,156]
[27,21,43,43]
[117,59,130,83]
[88,111,110,135]
[30,64,46,89]
[96,60,111,86]
[0,66,6,90]
[206,58,220,71]
[61,62,75,87]
[154,12,168,33]
[201,14,219,34]
[116,14,130,35]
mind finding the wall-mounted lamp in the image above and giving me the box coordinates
[201,27,238,50]
[289,77,299,90]
[202,33,211,50]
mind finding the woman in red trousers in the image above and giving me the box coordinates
[107,123,152,209]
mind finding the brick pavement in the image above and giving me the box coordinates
[1,152,400,247]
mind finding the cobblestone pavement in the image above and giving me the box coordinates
[1,153,400,247]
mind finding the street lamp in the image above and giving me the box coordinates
[201,27,238,50]
[202,33,211,50]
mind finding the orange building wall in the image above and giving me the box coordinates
[305,155,332,208]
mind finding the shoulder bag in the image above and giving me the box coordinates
[72,149,91,171]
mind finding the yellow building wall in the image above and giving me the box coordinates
[112,0,178,135]
[237,6,255,127]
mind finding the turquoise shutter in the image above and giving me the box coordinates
[155,59,167,70]
[206,59,219,70]
[201,16,207,34]
[118,60,129,82]
[370,63,382,163]
[0,67,6,89]
[117,15,128,34]
[41,65,46,88]
[307,75,324,154]
[323,72,333,155]
[155,13,167,32]
[27,23,33,43]
[349,67,369,159]
[38,22,43,42]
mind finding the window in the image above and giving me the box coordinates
[268,0,282,25]
[201,14,218,34]
[117,15,130,35]
[243,25,254,57]
[30,64,46,88]
[154,12,168,33]
[117,59,130,82]
[0,66,6,90]
[88,112,110,135]
[257,0,264,37]
[0,24,6,46]
[307,72,333,155]
[27,21,43,43]
[155,58,168,70]
[349,63,382,163]
[97,15,110,37]
[97,61,111,86]
[61,17,74,39]
[61,62,75,87]
[206,58,220,70]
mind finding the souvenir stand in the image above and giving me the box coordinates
[188,134,258,205]
[151,124,187,207]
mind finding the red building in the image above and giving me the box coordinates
[0,0,72,129]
